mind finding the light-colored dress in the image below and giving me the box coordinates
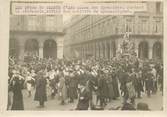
[26,76,32,91]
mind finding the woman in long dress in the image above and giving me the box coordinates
[126,77,136,105]
[58,72,67,105]
[10,72,24,110]
[106,74,114,102]
[25,72,35,97]
[112,71,120,99]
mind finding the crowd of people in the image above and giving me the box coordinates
[7,55,163,110]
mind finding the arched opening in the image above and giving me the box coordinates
[102,42,105,58]
[94,43,96,58]
[98,43,101,58]
[138,41,148,59]
[153,42,162,59]
[25,39,39,57]
[87,44,91,57]
[95,43,98,58]
[84,45,87,58]
[83,46,85,58]
[85,44,88,58]
[43,39,57,59]
[99,43,102,58]
[9,38,19,59]
[81,46,84,58]
[111,41,116,57]
[107,42,110,59]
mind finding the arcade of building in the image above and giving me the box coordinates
[64,2,163,60]
[69,32,163,60]
[10,31,64,60]
[9,2,163,61]
[9,15,64,60]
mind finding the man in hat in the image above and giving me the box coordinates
[48,69,57,99]
[98,70,108,108]
[121,102,136,110]
[145,69,153,97]
[151,67,158,94]
[34,70,47,108]
[119,69,129,104]
[67,70,78,103]
[137,102,150,110]
[111,68,120,99]
[57,71,67,105]
[10,71,24,110]
[86,69,98,109]
[76,80,91,110]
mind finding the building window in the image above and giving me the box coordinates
[101,22,105,35]
[93,25,97,38]
[125,19,132,33]
[98,23,101,37]
[156,2,161,14]
[142,20,146,33]
[155,24,158,33]
[28,16,37,31]
[140,19,149,33]
[112,17,117,34]
[84,30,86,40]
[155,20,161,33]
[115,27,118,34]
[106,19,110,34]
[88,30,90,40]
[46,16,56,31]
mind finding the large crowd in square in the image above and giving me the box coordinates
[8,54,163,110]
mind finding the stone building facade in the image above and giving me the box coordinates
[64,1,163,60]
[10,15,64,60]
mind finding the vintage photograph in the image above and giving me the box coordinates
[8,1,163,111]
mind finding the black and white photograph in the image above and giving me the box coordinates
[7,0,164,111]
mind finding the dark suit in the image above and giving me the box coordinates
[76,88,90,110]
[34,73,47,106]
[11,77,24,110]
[67,76,78,102]
[112,72,120,98]
[145,73,153,97]
[98,76,108,107]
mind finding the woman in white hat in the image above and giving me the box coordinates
[25,72,35,97]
